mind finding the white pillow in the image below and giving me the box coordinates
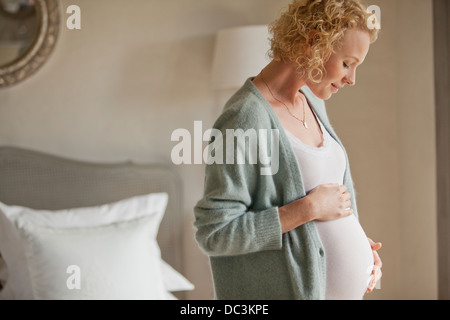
[160,259,194,292]
[17,215,166,299]
[0,193,193,299]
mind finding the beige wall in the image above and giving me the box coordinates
[0,0,437,299]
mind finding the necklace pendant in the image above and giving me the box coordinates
[303,121,308,129]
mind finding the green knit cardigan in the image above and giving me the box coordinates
[194,78,359,300]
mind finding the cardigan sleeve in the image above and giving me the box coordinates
[193,101,283,257]
[193,179,283,257]
[194,164,283,257]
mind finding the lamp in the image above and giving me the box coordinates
[211,25,271,90]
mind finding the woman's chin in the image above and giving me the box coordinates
[313,90,333,101]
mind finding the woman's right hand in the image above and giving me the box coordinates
[279,183,353,233]
[306,183,353,221]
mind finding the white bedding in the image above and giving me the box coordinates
[0,193,194,300]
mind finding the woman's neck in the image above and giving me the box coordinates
[254,60,307,105]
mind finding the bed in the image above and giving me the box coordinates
[0,146,192,300]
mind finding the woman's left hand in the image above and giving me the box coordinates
[366,238,382,293]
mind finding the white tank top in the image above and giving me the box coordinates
[285,117,374,300]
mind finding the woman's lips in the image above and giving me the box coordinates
[331,83,339,92]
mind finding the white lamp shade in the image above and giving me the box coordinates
[211,25,271,90]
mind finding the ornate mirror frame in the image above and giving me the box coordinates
[0,0,60,88]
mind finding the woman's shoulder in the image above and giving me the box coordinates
[215,79,274,130]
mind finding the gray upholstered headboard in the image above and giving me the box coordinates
[0,146,184,288]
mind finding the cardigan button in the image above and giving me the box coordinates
[318,248,325,257]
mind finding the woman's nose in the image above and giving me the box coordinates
[344,70,356,86]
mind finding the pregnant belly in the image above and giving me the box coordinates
[315,215,374,300]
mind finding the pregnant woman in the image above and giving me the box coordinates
[194,0,382,299]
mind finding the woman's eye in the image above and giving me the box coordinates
[343,62,350,69]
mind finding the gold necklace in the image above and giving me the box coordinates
[260,70,308,129]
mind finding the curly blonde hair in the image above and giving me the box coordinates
[269,0,379,83]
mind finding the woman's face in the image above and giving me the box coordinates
[306,29,371,100]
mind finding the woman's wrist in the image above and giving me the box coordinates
[279,195,315,233]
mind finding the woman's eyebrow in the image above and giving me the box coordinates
[345,55,360,63]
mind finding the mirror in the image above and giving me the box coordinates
[0,0,60,87]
